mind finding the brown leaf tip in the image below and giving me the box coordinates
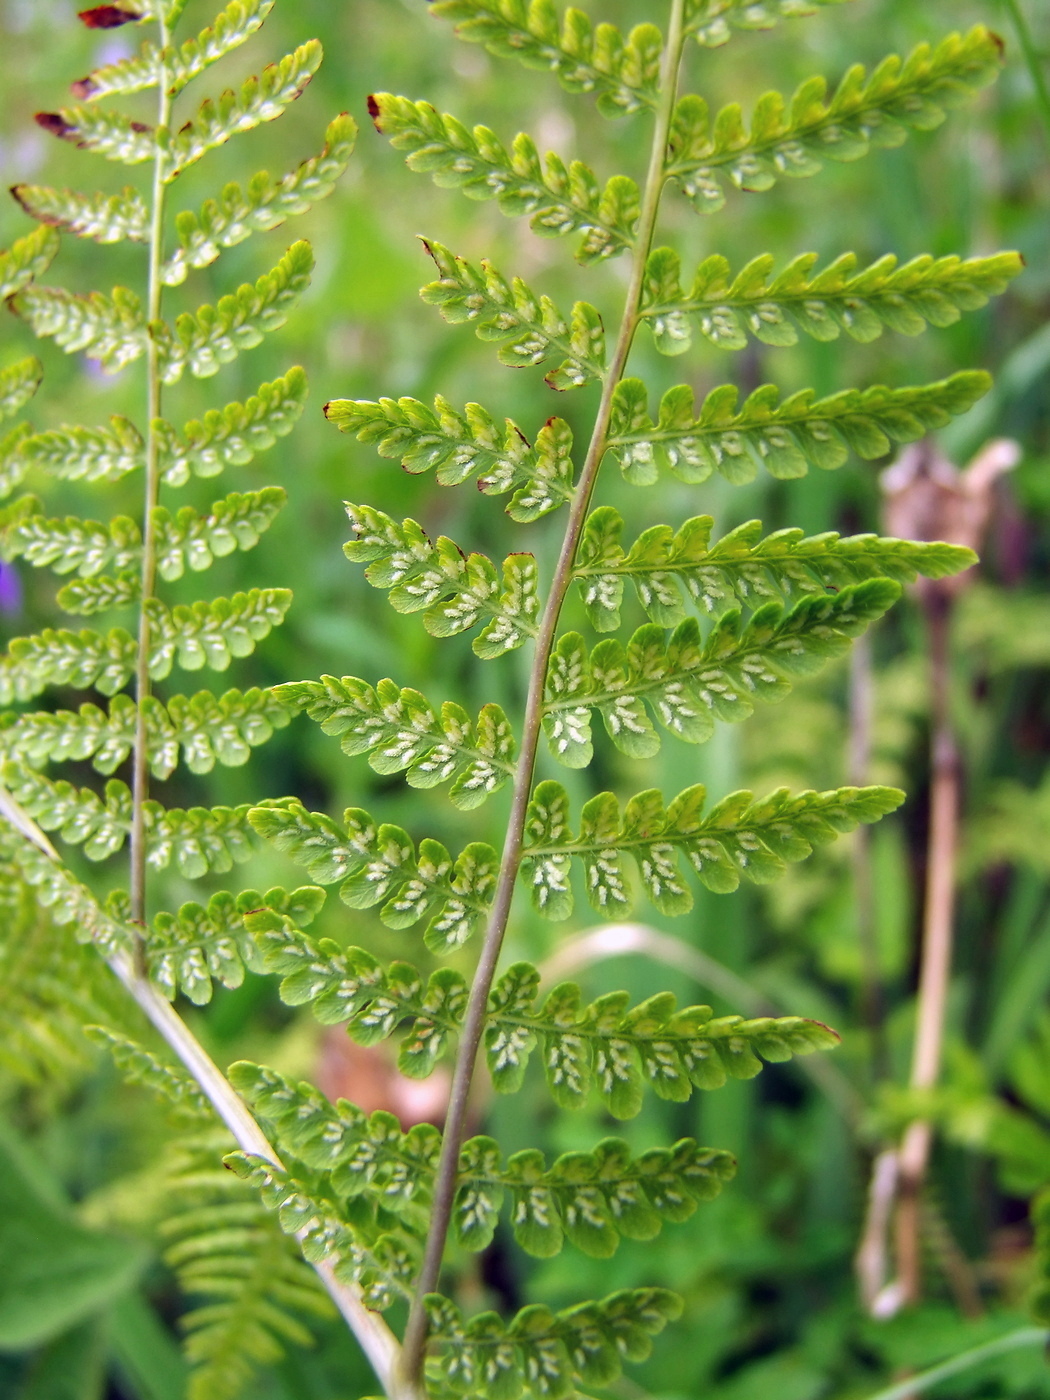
[367,94,382,131]
[35,113,78,142]
[77,4,142,26]
[70,76,99,100]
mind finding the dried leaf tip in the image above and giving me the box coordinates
[367,95,383,131]
[77,4,142,27]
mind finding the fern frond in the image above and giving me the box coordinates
[56,571,139,615]
[606,370,990,484]
[0,358,44,422]
[157,366,308,484]
[3,826,132,957]
[344,503,541,655]
[326,396,576,520]
[226,1153,419,1311]
[166,42,323,178]
[0,687,294,780]
[154,241,313,382]
[248,799,498,953]
[86,1026,211,1116]
[424,1287,682,1396]
[13,283,147,373]
[522,778,903,916]
[421,239,606,388]
[244,907,839,1108]
[640,247,1024,354]
[233,1060,737,1258]
[161,1134,332,1400]
[574,506,976,630]
[0,426,33,501]
[147,884,323,1003]
[430,2,663,117]
[0,589,290,699]
[542,580,899,766]
[686,0,851,48]
[279,676,515,809]
[4,507,141,578]
[2,763,255,873]
[0,225,60,298]
[372,94,638,262]
[73,0,275,102]
[669,28,1004,214]
[12,184,150,245]
[19,417,144,483]
[163,114,356,285]
[154,487,287,579]
[35,108,155,166]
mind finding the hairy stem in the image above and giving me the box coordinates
[130,17,172,929]
[398,2,688,1385]
[1001,0,1050,147]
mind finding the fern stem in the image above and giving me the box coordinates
[1001,0,1050,147]
[130,17,172,928]
[398,1,688,1385]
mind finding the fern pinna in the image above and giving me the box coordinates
[0,3,1024,1400]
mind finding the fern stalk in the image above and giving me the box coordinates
[130,15,173,927]
[1001,0,1050,146]
[398,0,689,1383]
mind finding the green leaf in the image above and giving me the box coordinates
[0,625,140,702]
[606,371,991,485]
[372,94,637,262]
[326,395,576,520]
[2,685,294,781]
[4,505,142,578]
[13,184,150,245]
[543,580,900,762]
[72,0,276,101]
[574,505,977,630]
[86,1027,210,1116]
[13,284,147,374]
[0,226,59,300]
[426,1288,683,1395]
[56,572,139,616]
[153,486,287,579]
[640,246,1024,355]
[280,676,515,809]
[522,778,905,915]
[2,830,132,957]
[685,0,850,47]
[420,239,606,388]
[146,885,322,1003]
[156,365,309,484]
[343,503,541,655]
[153,242,313,382]
[163,113,355,285]
[35,107,155,166]
[166,41,323,179]
[431,2,663,117]
[0,356,44,423]
[19,417,145,484]
[249,799,498,953]
[668,29,1005,214]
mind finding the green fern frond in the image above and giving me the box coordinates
[56,571,139,615]
[0,625,139,702]
[372,94,639,262]
[542,580,900,766]
[12,184,149,245]
[147,884,323,1002]
[0,358,44,422]
[640,246,1024,354]
[157,365,309,483]
[669,28,1004,214]
[0,687,294,780]
[279,676,516,809]
[3,826,132,957]
[13,283,147,373]
[244,906,839,1109]
[163,114,356,285]
[421,239,606,388]
[424,1286,682,1396]
[343,504,541,655]
[326,397,576,519]
[522,778,903,915]
[166,41,323,178]
[233,1059,736,1257]
[19,416,144,484]
[0,225,60,298]
[248,798,498,953]
[607,370,990,484]
[574,506,976,630]
[686,0,851,47]
[154,241,314,382]
[430,2,663,117]
[35,107,156,166]
[86,1025,211,1116]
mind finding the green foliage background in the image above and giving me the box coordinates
[0,0,1049,1397]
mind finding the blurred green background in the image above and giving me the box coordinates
[1,0,1050,1397]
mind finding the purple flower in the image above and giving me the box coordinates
[0,562,22,616]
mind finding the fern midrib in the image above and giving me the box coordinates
[130,15,173,927]
[641,269,950,320]
[398,10,689,1381]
